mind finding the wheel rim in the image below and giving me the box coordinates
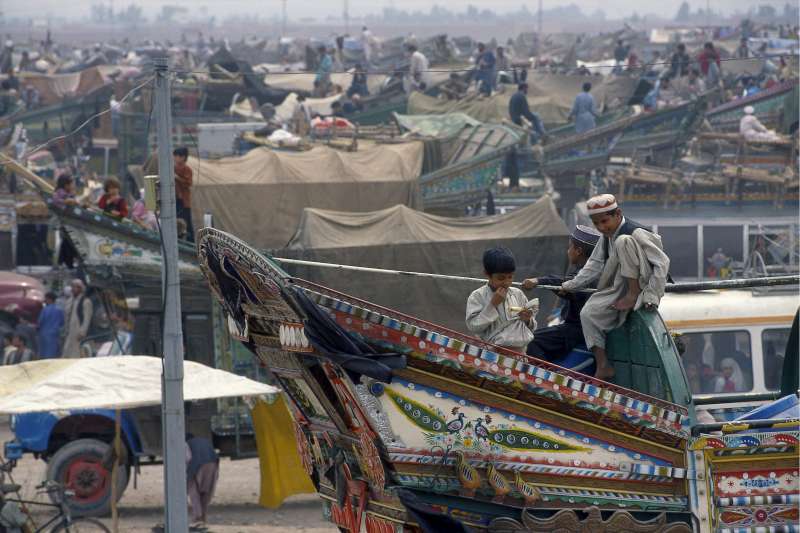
[64,457,110,505]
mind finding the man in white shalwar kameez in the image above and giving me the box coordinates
[561,194,670,380]
[739,105,781,142]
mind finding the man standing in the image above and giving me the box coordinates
[560,194,670,380]
[669,43,691,78]
[406,44,429,94]
[613,40,628,73]
[495,46,511,84]
[361,26,374,66]
[475,42,496,96]
[173,147,195,243]
[186,434,219,527]
[37,292,64,359]
[62,279,93,358]
[569,82,598,134]
[314,45,333,97]
[697,42,721,78]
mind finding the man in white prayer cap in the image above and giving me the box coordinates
[62,279,93,358]
[559,194,670,380]
[739,105,781,142]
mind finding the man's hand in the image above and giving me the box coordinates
[521,278,539,290]
[518,309,533,322]
[490,287,508,307]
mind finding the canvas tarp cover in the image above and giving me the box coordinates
[281,196,570,332]
[230,92,341,123]
[407,74,637,125]
[189,143,423,249]
[0,356,279,413]
[18,66,111,106]
[394,112,481,138]
[264,72,387,94]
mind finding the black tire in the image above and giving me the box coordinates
[45,439,128,518]
[52,517,112,532]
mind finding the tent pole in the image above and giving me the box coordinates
[272,257,799,293]
[111,408,121,533]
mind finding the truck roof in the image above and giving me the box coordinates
[659,288,798,329]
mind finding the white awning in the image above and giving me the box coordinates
[0,356,279,414]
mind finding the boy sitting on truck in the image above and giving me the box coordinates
[560,194,670,380]
[466,247,536,351]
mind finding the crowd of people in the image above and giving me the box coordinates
[2,278,92,364]
[51,146,194,240]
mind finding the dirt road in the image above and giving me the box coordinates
[1,419,337,532]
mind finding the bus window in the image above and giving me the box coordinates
[681,330,753,394]
[762,328,791,391]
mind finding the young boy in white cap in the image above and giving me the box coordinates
[522,225,601,363]
[559,194,670,380]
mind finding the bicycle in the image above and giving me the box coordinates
[0,460,110,533]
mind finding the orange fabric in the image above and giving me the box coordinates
[174,164,193,206]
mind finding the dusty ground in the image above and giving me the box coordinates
[0,419,337,532]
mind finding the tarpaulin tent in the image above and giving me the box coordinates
[229,92,342,123]
[189,143,424,249]
[281,196,570,332]
[0,357,313,511]
[394,112,482,138]
[18,66,113,106]
[264,72,387,95]
[407,74,637,125]
[0,356,279,413]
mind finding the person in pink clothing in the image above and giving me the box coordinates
[131,189,157,230]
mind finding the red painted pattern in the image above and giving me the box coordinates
[365,515,398,533]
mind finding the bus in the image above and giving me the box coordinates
[659,288,797,420]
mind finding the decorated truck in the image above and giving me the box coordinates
[195,227,799,533]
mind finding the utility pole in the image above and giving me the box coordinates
[154,57,188,533]
[281,0,287,38]
[538,0,543,37]
[537,0,543,58]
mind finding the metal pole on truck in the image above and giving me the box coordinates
[154,56,189,532]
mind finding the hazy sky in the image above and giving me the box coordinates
[3,0,785,20]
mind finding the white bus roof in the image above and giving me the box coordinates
[660,289,798,329]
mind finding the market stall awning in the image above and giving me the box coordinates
[0,356,279,414]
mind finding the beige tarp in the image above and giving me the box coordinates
[282,197,570,331]
[408,74,637,125]
[264,72,387,94]
[190,143,424,249]
[18,66,112,106]
[230,92,341,123]
[0,356,279,413]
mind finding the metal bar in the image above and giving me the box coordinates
[272,257,799,294]
[155,57,189,533]
[692,417,799,436]
[693,391,779,405]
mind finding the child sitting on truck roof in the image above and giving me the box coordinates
[466,246,536,351]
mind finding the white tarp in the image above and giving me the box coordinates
[230,92,341,123]
[0,356,280,414]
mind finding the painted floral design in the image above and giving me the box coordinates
[385,388,586,454]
